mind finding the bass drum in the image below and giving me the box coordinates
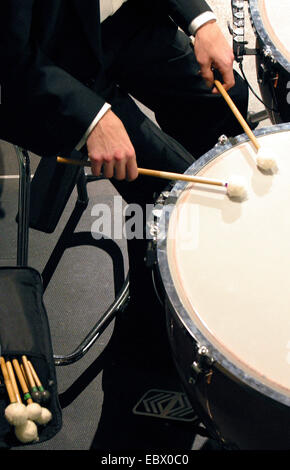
[248,0,290,123]
[154,124,290,450]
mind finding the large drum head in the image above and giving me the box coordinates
[249,0,290,71]
[157,124,290,407]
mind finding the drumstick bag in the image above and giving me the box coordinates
[0,266,62,447]
[17,149,86,234]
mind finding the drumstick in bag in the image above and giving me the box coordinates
[21,357,52,425]
[12,359,42,421]
[0,358,38,443]
[214,79,277,172]
[56,157,248,200]
[8,359,40,442]
[21,355,42,403]
[0,357,28,426]
[6,360,22,404]
[28,360,51,404]
[14,359,52,425]
[20,363,29,387]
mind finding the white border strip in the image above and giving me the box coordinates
[0,174,34,179]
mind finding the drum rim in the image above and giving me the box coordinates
[248,0,290,73]
[157,123,290,408]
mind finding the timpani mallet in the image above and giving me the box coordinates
[21,357,52,425]
[214,79,278,172]
[20,363,29,388]
[6,360,22,404]
[21,355,42,404]
[14,419,39,444]
[12,359,42,421]
[28,360,51,404]
[1,358,38,443]
[0,357,28,426]
[56,157,248,200]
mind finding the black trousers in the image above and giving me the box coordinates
[95,8,249,312]
[89,9,250,447]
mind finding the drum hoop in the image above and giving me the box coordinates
[157,123,290,408]
[248,0,290,73]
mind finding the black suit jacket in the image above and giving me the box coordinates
[0,0,212,156]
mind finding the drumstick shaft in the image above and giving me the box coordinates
[214,80,260,151]
[137,168,225,186]
[20,364,29,388]
[12,359,33,404]
[56,157,226,187]
[21,356,37,390]
[28,361,43,389]
[0,357,17,403]
[6,361,22,403]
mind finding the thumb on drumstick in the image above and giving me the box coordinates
[212,66,235,94]
[199,61,215,90]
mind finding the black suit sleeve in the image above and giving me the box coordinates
[0,1,105,156]
[167,0,213,34]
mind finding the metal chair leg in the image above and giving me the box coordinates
[53,275,129,366]
[40,169,130,365]
[14,146,31,267]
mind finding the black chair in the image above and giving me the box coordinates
[14,145,129,366]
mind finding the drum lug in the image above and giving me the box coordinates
[189,363,202,384]
[232,0,244,8]
[189,345,214,385]
[145,190,173,267]
[217,135,229,146]
[258,62,277,87]
[263,45,276,64]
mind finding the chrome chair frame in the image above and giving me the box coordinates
[15,146,129,366]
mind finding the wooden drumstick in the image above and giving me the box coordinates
[0,357,28,425]
[27,361,43,389]
[21,356,42,403]
[28,360,51,403]
[56,156,248,200]
[57,156,227,187]
[1,358,39,442]
[214,80,277,172]
[0,357,18,404]
[138,168,228,187]
[20,363,29,388]
[214,80,260,151]
[12,359,42,422]
[12,359,34,405]
[22,359,52,425]
[6,360,22,404]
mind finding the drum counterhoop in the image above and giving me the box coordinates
[155,124,290,449]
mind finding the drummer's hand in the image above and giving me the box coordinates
[194,21,235,93]
[86,109,138,181]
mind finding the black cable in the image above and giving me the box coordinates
[239,61,279,113]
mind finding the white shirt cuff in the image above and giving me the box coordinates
[75,102,111,151]
[188,11,217,36]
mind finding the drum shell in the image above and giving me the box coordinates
[166,298,290,450]
[256,38,290,124]
[155,124,290,450]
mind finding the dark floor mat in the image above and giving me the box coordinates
[90,304,201,450]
